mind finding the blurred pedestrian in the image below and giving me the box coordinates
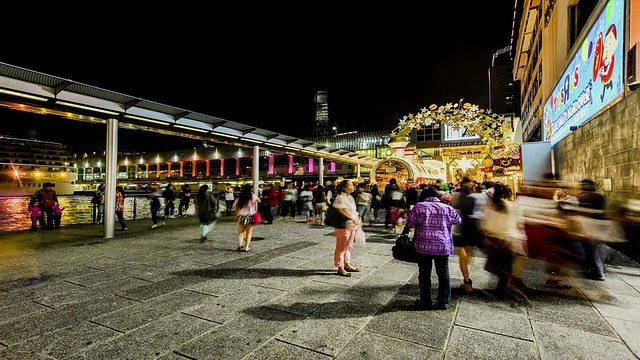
[224,184,235,216]
[407,186,461,310]
[480,183,528,297]
[455,179,487,293]
[149,184,165,229]
[196,184,219,243]
[163,183,176,218]
[313,184,327,224]
[299,184,314,222]
[235,184,260,252]
[115,185,128,231]
[332,180,362,277]
[178,184,192,217]
[577,179,606,281]
[95,184,105,224]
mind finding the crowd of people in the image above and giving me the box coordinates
[27,174,630,311]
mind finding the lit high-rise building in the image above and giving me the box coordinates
[314,91,329,136]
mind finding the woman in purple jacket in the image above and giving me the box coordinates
[407,186,462,310]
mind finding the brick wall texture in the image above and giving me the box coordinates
[553,90,640,202]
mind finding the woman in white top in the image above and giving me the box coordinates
[235,184,260,252]
[332,180,362,277]
[480,183,528,295]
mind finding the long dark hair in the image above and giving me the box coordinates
[196,184,209,201]
[236,184,253,209]
[490,183,508,212]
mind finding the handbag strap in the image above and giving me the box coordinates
[401,222,411,235]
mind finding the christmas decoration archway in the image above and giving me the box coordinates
[391,100,518,158]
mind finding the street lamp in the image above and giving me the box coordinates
[332,126,337,136]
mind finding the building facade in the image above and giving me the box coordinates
[514,0,640,199]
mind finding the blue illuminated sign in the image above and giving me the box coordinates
[543,0,624,145]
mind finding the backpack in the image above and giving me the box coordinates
[38,189,55,210]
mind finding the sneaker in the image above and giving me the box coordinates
[150,224,158,229]
[123,228,128,231]
[160,221,167,226]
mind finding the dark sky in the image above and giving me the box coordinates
[0,3,516,153]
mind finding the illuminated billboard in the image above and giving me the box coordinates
[543,0,624,146]
[444,125,481,141]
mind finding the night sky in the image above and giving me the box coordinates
[1,2,516,153]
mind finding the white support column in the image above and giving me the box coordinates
[253,146,260,195]
[104,118,118,239]
[356,163,361,179]
[319,157,324,186]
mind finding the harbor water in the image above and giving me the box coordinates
[0,194,165,232]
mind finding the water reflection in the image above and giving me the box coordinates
[0,195,156,232]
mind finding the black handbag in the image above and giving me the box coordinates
[392,224,418,263]
[324,204,348,229]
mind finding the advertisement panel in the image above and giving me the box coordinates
[543,0,624,146]
[444,125,480,141]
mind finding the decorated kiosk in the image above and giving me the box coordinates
[371,100,521,189]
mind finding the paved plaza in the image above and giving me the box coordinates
[0,215,639,359]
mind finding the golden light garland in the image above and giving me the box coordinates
[391,100,518,157]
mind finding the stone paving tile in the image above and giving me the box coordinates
[183,285,286,324]
[0,218,639,358]
[0,294,137,346]
[455,294,533,340]
[175,306,302,360]
[445,326,538,360]
[0,300,51,324]
[34,277,151,309]
[273,299,384,357]
[335,330,442,360]
[67,313,217,360]
[532,320,636,360]
[244,338,333,359]
[335,275,404,307]
[364,294,456,350]
[606,318,640,358]
[91,289,216,332]
[527,292,618,337]
[262,280,348,316]
[0,320,119,359]
[114,274,209,302]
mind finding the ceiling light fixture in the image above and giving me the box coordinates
[124,114,168,125]
[56,101,119,116]
[0,88,48,101]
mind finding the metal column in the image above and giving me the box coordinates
[253,146,260,195]
[319,157,324,186]
[356,163,361,179]
[104,118,118,239]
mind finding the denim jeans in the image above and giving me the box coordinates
[356,204,369,221]
[116,210,127,229]
[97,203,105,224]
[417,253,451,306]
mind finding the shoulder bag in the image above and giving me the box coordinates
[325,204,348,229]
[392,224,418,263]
[252,199,262,224]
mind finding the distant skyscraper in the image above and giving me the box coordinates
[314,91,329,136]
[488,46,521,117]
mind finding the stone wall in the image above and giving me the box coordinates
[553,90,640,203]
